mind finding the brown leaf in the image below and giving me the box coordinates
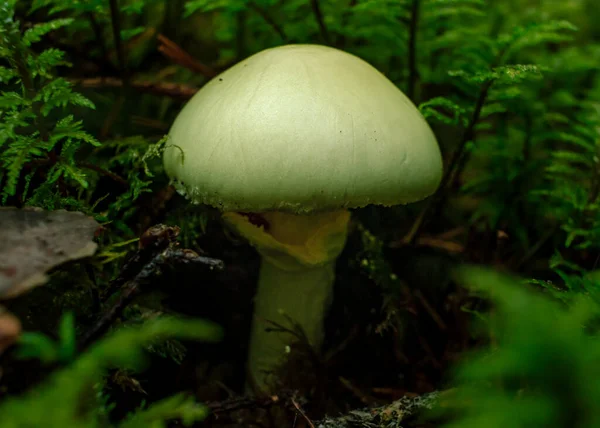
[0,307,21,354]
[0,207,101,300]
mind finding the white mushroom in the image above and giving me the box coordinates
[163,44,443,392]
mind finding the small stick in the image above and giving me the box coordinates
[27,157,127,187]
[402,78,495,245]
[248,2,289,42]
[109,0,129,89]
[79,225,224,350]
[157,34,217,78]
[407,0,420,101]
[291,397,315,428]
[72,77,198,99]
[310,0,330,45]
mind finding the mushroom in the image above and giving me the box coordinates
[163,44,442,392]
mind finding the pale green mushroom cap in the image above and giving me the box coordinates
[163,44,443,214]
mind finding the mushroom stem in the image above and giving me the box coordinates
[248,256,336,390]
[222,210,350,392]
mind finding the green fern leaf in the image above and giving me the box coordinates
[22,18,74,46]
[419,96,468,126]
[0,92,27,109]
[36,78,95,115]
[0,66,17,83]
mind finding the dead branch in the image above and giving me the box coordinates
[292,397,315,428]
[71,77,198,99]
[79,224,224,349]
[247,2,289,42]
[207,390,296,415]
[157,34,218,78]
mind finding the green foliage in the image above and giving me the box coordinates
[525,254,600,308]
[0,1,170,234]
[431,9,600,253]
[0,4,99,202]
[0,316,222,428]
[437,266,600,428]
[178,0,599,260]
[355,223,400,293]
[419,97,467,127]
[2,0,600,425]
[89,135,169,232]
[29,0,160,47]
[533,105,600,250]
[16,312,77,364]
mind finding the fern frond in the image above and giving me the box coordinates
[36,78,95,115]
[22,18,74,46]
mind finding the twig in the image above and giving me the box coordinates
[79,225,224,349]
[262,315,322,370]
[235,10,248,59]
[403,36,512,246]
[371,387,419,400]
[402,78,495,245]
[27,156,127,187]
[87,12,108,60]
[79,274,141,349]
[79,160,128,186]
[207,393,280,414]
[264,315,321,367]
[82,248,223,348]
[336,0,357,49]
[204,390,303,420]
[100,225,180,299]
[414,289,447,331]
[415,326,442,369]
[445,80,494,190]
[248,2,289,42]
[407,0,420,101]
[108,0,129,89]
[513,223,559,270]
[339,377,377,405]
[310,0,330,45]
[292,398,315,428]
[100,95,125,138]
[415,236,464,253]
[130,115,169,131]
[157,34,218,78]
[323,324,359,364]
[160,0,186,42]
[72,77,198,99]
[138,185,177,231]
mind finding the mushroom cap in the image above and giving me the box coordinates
[163,44,442,214]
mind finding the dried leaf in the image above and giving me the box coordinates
[0,306,21,354]
[0,207,100,299]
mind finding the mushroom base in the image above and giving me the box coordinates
[222,210,351,393]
